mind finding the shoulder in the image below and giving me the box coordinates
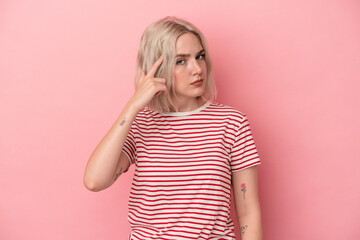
[207,101,248,122]
[137,106,157,118]
[132,106,159,125]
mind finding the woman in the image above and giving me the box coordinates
[84,16,262,240]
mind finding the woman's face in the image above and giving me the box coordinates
[173,32,207,102]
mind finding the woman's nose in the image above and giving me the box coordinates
[190,58,202,75]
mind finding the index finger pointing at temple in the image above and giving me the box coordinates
[147,55,164,77]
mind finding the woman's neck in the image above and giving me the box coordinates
[172,97,206,112]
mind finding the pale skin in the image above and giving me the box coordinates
[171,32,207,111]
[83,32,262,239]
[232,166,262,240]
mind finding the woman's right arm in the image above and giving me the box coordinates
[83,99,139,192]
[83,56,167,192]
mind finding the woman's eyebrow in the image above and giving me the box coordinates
[176,49,205,58]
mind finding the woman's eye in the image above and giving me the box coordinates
[196,54,206,60]
[176,54,205,65]
[176,59,185,65]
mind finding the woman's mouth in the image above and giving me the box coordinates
[191,79,203,86]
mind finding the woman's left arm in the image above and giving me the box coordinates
[232,165,262,240]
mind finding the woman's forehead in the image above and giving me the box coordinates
[175,32,203,54]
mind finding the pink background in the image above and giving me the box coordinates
[1,0,359,239]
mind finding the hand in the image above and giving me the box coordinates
[130,55,168,111]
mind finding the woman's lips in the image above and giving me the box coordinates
[191,79,203,86]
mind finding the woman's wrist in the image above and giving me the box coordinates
[125,97,143,116]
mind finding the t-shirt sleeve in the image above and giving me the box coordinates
[230,115,261,172]
[121,123,136,166]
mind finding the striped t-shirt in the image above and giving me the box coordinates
[122,100,261,240]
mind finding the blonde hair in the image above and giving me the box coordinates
[135,16,217,113]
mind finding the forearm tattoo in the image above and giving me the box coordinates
[241,183,247,200]
[240,225,248,237]
[119,117,126,126]
[114,167,123,181]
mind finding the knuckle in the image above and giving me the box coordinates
[150,83,157,89]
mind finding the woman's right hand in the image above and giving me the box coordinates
[130,55,168,111]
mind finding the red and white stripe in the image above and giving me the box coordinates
[122,101,261,240]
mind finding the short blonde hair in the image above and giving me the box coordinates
[135,16,217,113]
